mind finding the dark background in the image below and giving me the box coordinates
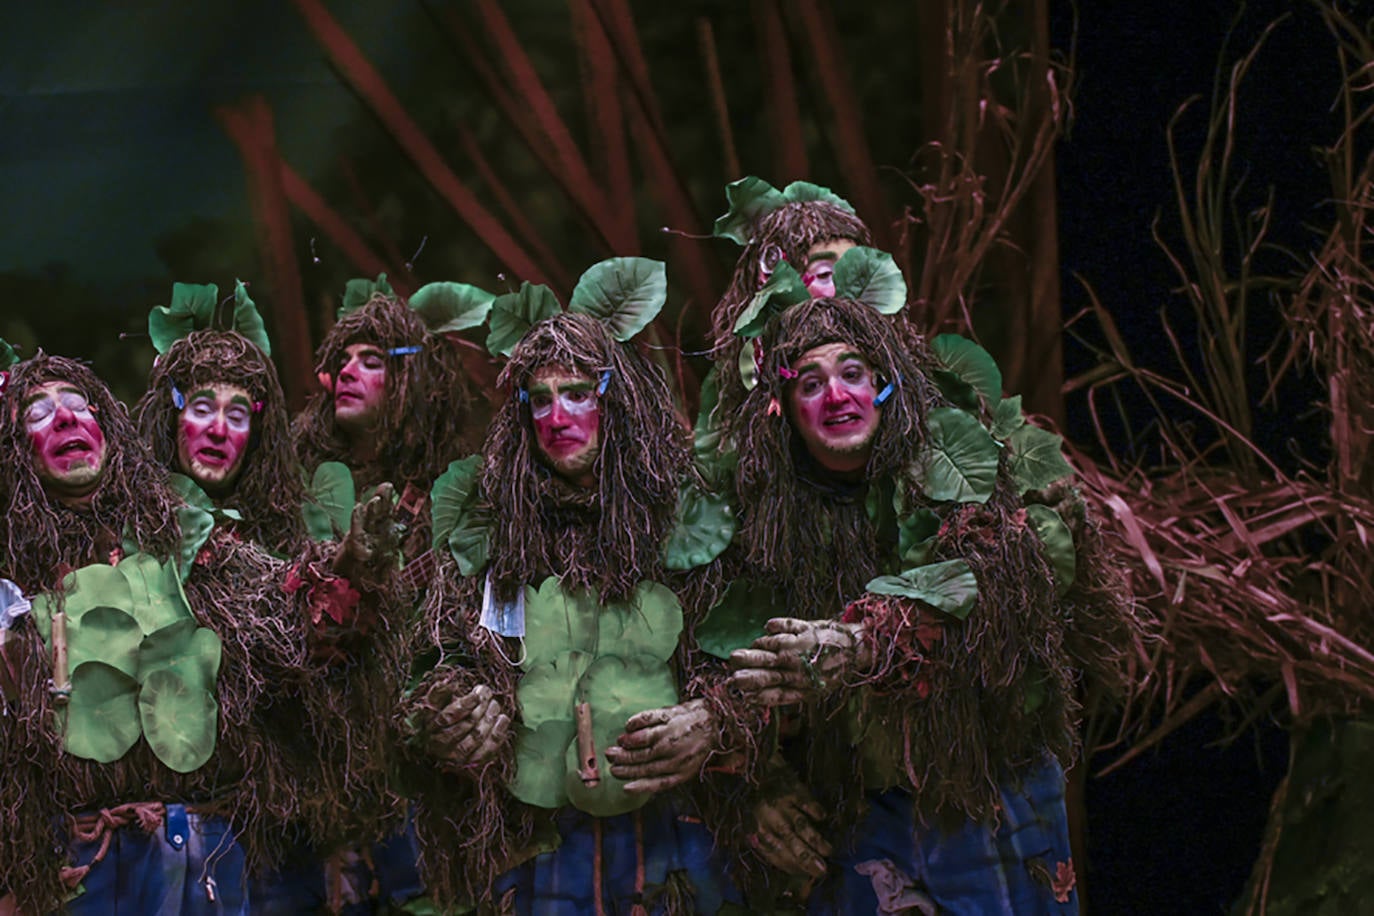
[4,2,1344,909]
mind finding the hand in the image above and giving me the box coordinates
[605,699,717,794]
[333,483,398,580]
[749,787,831,878]
[728,618,870,706]
[424,684,511,769]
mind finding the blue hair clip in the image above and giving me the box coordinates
[518,388,529,404]
[388,345,421,356]
[872,374,900,407]
[597,369,613,396]
[171,385,186,409]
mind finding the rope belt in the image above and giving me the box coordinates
[59,801,219,889]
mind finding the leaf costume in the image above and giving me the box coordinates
[0,354,345,914]
[403,304,739,914]
[707,296,1135,912]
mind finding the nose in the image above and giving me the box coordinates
[206,411,229,440]
[822,377,849,404]
[52,401,78,429]
[338,357,359,383]
[547,400,572,427]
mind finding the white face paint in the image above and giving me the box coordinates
[24,389,94,433]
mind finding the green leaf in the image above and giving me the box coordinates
[832,247,906,314]
[231,280,271,356]
[486,283,562,357]
[174,505,215,583]
[897,507,941,567]
[865,559,979,620]
[30,564,133,643]
[1026,504,1077,596]
[917,408,1001,504]
[664,485,736,570]
[712,176,785,245]
[64,662,142,763]
[0,338,20,369]
[69,606,143,679]
[139,619,222,690]
[510,720,576,808]
[932,335,1003,405]
[431,456,491,577]
[340,274,393,317]
[517,650,593,728]
[991,395,1027,439]
[733,261,809,339]
[119,554,192,634]
[521,580,600,670]
[303,462,356,542]
[1006,424,1073,494]
[780,180,856,213]
[148,283,218,354]
[692,366,737,488]
[598,582,684,662]
[694,580,784,660]
[409,282,496,335]
[565,655,679,816]
[139,668,218,773]
[738,338,758,392]
[567,258,667,342]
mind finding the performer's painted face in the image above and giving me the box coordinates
[528,366,602,486]
[801,238,858,299]
[333,342,387,434]
[24,380,108,501]
[785,342,881,474]
[176,382,253,494]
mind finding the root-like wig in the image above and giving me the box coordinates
[294,294,475,494]
[481,312,690,604]
[135,329,305,554]
[0,353,179,592]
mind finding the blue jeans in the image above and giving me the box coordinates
[809,757,1077,915]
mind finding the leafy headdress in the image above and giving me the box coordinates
[134,282,304,554]
[293,275,487,493]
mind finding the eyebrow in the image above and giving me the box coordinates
[23,385,83,407]
[528,380,595,395]
[188,388,217,402]
[807,251,842,262]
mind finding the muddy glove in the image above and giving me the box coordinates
[750,776,831,878]
[332,482,398,583]
[605,699,718,793]
[420,682,511,770]
[728,617,872,706]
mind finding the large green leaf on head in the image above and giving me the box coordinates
[712,176,786,245]
[30,564,132,642]
[564,654,679,816]
[521,580,600,670]
[119,553,193,635]
[567,258,667,342]
[663,484,736,571]
[339,273,394,317]
[149,283,219,355]
[0,338,19,369]
[916,407,1001,504]
[302,461,357,542]
[517,650,594,728]
[832,247,907,315]
[510,720,576,808]
[597,582,684,662]
[486,282,562,357]
[63,661,142,763]
[734,261,810,339]
[68,606,143,679]
[780,180,856,212]
[866,559,980,621]
[430,455,489,575]
[230,280,271,356]
[139,667,218,773]
[1025,504,1077,596]
[409,282,496,336]
[932,334,1004,410]
[1006,424,1073,495]
[693,580,785,659]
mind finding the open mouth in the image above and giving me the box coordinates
[55,439,91,456]
[823,413,863,428]
[196,447,229,463]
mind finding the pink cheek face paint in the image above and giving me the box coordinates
[175,384,253,492]
[528,369,602,483]
[333,343,388,432]
[785,343,882,475]
[24,383,108,498]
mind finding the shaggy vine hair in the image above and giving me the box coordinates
[709,201,872,426]
[135,329,305,554]
[727,297,943,616]
[293,293,474,492]
[481,312,690,604]
[0,353,179,593]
